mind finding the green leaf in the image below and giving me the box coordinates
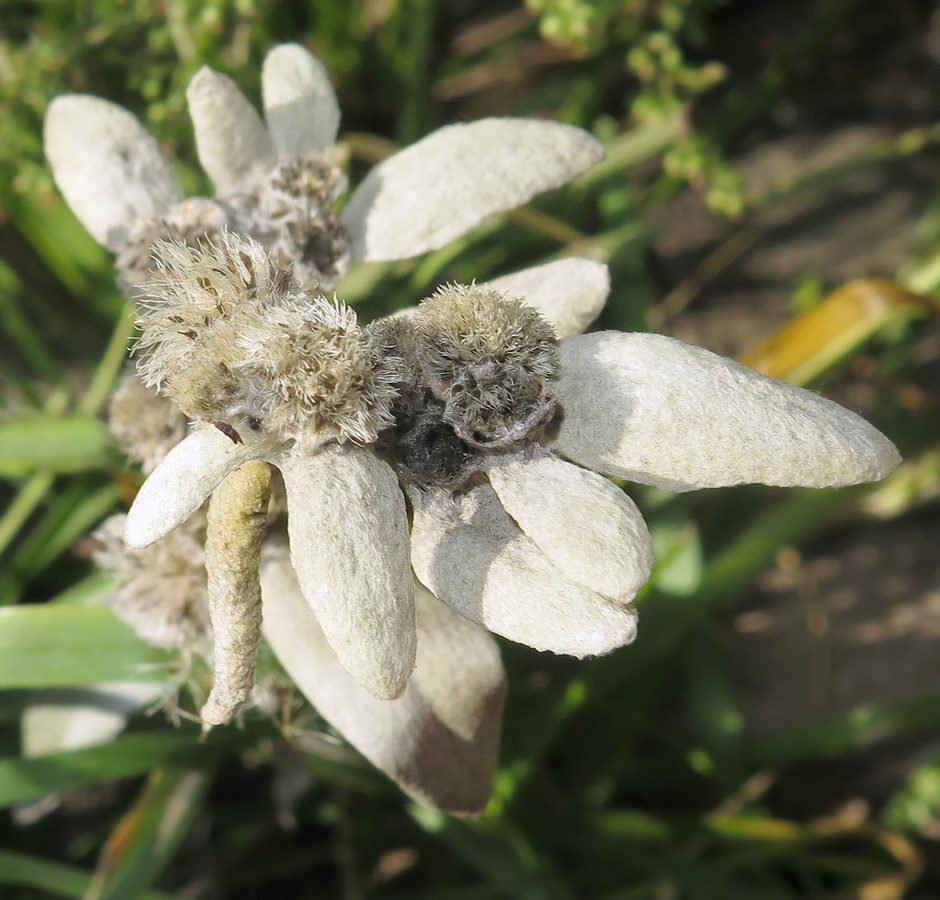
[0,414,116,475]
[0,605,173,688]
[0,481,121,605]
[86,768,212,900]
[0,731,239,809]
[0,848,176,900]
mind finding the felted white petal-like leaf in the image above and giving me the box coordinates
[484,259,610,339]
[280,444,415,701]
[549,332,902,492]
[409,483,638,657]
[22,682,164,757]
[487,452,653,601]
[262,545,505,815]
[341,118,604,263]
[186,66,277,197]
[262,43,340,157]
[124,425,261,549]
[44,95,184,251]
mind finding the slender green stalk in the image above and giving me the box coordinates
[0,471,56,562]
[78,303,136,417]
[575,114,688,190]
[397,0,437,145]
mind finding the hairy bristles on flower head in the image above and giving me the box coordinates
[408,284,559,449]
[137,230,292,334]
[228,154,351,292]
[108,371,188,475]
[134,232,400,448]
[94,513,209,654]
[115,197,236,290]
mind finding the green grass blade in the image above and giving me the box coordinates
[0,470,56,557]
[86,768,212,900]
[77,304,135,417]
[0,260,64,384]
[0,731,242,809]
[0,415,115,476]
[0,481,121,606]
[0,605,173,688]
[0,848,175,900]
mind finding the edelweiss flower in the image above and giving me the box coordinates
[127,226,901,708]
[40,45,902,814]
[121,232,602,702]
[69,224,900,815]
[370,283,902,660]
[44,43,603,292]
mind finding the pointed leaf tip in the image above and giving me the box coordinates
[186,66,276,197]
[263,43,341,156]
[124,427,259,549]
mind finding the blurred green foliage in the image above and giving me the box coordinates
[2,0,940,897]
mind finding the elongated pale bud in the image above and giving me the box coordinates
[200,461,272,727]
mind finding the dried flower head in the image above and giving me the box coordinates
[242,155,351,290]
[135,232,401,450]
[375,285,559,488]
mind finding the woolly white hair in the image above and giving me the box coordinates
[134,232,401,448]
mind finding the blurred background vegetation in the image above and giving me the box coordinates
[3,0,940,896]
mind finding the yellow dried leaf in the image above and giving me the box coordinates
[740,278,927,384]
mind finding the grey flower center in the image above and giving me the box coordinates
[372,283,560,488]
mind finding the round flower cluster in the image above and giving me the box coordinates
[135,233,400,451]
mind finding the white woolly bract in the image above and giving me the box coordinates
[550,331,903,491]
[134,233,399,446]
[409,482,639,657]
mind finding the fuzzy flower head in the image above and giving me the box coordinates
[135,232,400,451]
[409,284,559,450]
[379,285,559,489]
[44,43,604,294]
[124,234,417,726]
